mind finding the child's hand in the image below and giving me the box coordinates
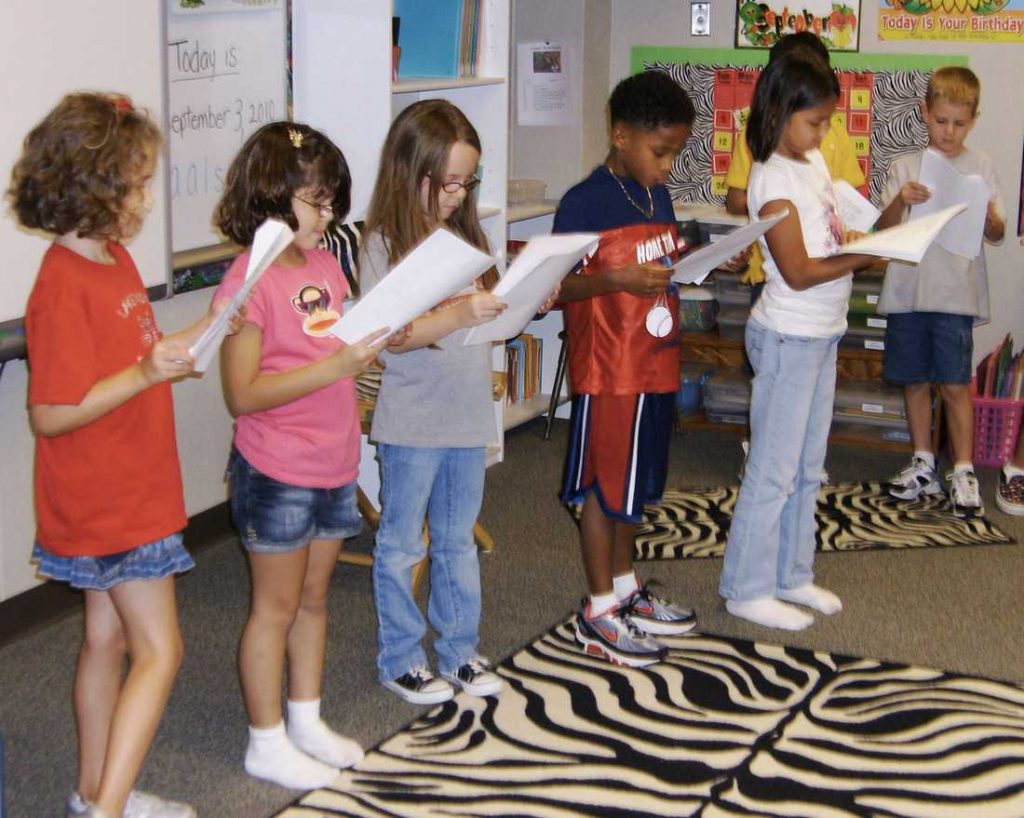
[458,292,507,328]
[715,247,751,274]
[140,334,195,384]
[898,181,931,207]
[332,327,389,378]
[610,262,672,297]
[386,324,412,348]
[842,229,867,245]
[984,199,1005,241]
[210,296,247,335]
[537,284,561,315]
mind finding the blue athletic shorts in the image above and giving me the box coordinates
[884,311,973,385]
[32,533,192,591]
[228,448,363,553]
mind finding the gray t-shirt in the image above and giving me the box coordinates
[878,147,1004,323]
[359,230,498,448]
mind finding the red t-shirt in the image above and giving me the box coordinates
[564,222,682,395]
[26,243,187,557]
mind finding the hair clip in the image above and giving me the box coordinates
[111,95,133,114]
[288,128,304,148]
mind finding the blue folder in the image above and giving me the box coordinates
[394,0,463,79]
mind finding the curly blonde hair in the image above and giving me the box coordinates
[8,92,161,239]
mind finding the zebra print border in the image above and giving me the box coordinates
[635,481,1012,561]
[276,623,1024,817]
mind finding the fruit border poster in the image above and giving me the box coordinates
[736,1,862,50]
[879,0,1024,43]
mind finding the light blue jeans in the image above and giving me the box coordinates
[373,443,486,682]
[719,318,841,601]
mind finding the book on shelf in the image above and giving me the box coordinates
[504,333,543,406]
[975,334,1023,399]
[393,0,482,80]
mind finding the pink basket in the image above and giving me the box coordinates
[973,392,1024,467]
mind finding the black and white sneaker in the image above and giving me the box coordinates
[383,668,455,705]
[948,469,984,518]
[442,658,504,697]
[888,456,942,500]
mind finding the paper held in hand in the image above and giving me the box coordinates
[670,211,788,285]
[189,219,294,373]
[330,227,494,344]
[912,148,990,259]
[463,232,599,345]
[834,202,968,264]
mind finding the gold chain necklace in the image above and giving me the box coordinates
[605,165,654,219]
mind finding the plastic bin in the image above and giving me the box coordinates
[839,326,885,352]
[717,307,748,340]
[849,272,884,315]
[703,369,751,423]
[973,392,1024,467]
[712,270,749,306]
[834,379,905,421]
[678,362,715,417]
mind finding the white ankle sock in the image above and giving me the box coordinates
[612,572,640,602]
[725,597,814,630]
[244,721,340,790]
[914,450,936,469]
[588,591,618,618]
[777,583,843,615]
[1005,463,1024,479]
[953,462,975,476]
[287,699,364,769]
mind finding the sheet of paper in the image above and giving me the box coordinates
[834,203,967,264]
[464,232,599,345]
[833,180,881,233]
[516,42,573,127]
[330,227,494,344]
[913,148,989,259]
[670,211,788,285]
[189,219,294,373]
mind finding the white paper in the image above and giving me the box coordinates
[833,180,881,233]
[330,228,494,344]
[834,203,968,264]
[913,148,990,259]
[189,218,294,373]
[464,233,599,345]
[670,211,788,285]
[516,42,572,127]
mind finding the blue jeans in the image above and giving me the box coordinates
[720,319,841,601]
[373,443,486,682]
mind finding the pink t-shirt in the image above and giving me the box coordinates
[215,248,359,488]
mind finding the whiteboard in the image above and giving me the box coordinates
[166,0,288,255]
[0,1,169,324]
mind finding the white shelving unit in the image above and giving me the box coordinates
[292,0,565,501]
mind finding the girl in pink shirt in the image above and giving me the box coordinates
[213,122,386,790]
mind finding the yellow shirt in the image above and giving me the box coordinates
[725,121,865,285]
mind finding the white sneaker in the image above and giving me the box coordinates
[948,469,983,518]
[383,667,455,705]
[122,791,197,818]
[441,658,504,697]
[888,456,942,500]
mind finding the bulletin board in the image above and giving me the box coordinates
[630,47,966,209]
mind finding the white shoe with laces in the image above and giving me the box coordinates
[948,469,983,517]
[442,657,504,697]
[888,456,943,500]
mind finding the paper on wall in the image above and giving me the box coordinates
[330,227,494,344]
[464,232,599,345]
[189,218,294,373]
[833,180,881,233]
[834,203,967,264]
[670,211,788,285]
[912,148,990,259]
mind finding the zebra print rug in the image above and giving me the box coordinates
[634,481,1012,561]
[276,622,1024,817]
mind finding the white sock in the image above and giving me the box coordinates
[915,450,936,469]
[777,583,843,615]
[953,462,975,476]
[588,591,618,618]
[725,597,814,630]
[1005,463,1024,479]
[287,699,364,769]
[244,721,340,790]
[612,571,640,602]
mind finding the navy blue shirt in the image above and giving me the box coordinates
[554,166,675,234]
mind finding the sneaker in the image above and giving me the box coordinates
[383,668,455,705]
[442,658,504,697]
[573,601,666,668]
[122,791,197,818]
[888,456,942,500]
[621,583,697,636]
[996,468,1024,516]
[66,792,90,818]
[948,469,983,518]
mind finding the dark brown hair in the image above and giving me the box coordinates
[364,99,490,277]
[215,121,351,246]
[8,92,161,239]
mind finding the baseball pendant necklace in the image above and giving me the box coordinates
[605,165,654,219]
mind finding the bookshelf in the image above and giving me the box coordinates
[292,0,565,493]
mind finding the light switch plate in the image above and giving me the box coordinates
[691,1,710,36]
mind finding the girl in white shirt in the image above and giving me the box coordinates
[719,53,875,630]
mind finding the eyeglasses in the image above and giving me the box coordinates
[294,195,335,219]
[431,176,481,194]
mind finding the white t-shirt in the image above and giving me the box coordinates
[748,149,851,337]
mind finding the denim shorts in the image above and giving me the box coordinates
[228,448,362,553]
[32,533,192,591]
[884,311,973,385]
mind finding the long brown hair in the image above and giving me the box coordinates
[8,92,161,239]
[364,99,493,284]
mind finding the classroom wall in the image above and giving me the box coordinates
[608,0,1024,360]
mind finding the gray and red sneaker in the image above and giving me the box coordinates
[622,583,697,636]
[574,600,666,667]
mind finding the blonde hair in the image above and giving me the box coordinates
[926,66,980,115]
[365,99,492,285]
